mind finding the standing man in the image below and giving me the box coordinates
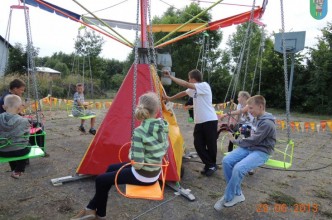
[0,79,26,114]
[163,69,218,176]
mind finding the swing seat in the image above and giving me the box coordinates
[264,140,294,169]
[125,181,163,200]
[222,139,295,169]
[66,102,96,120]
[264,159,292,169]
[0,130,47,163]
[0,146,45,163]
[68,114,96,120]
[115,159,169,201]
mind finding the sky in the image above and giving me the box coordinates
[0,0,331,61]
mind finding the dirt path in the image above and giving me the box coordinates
[0,108,331,220]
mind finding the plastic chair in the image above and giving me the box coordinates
[115,159,169,200]
[0,131,46,163]
[264,140,294,169]
[66,101,96,120]
[116,142,169,200]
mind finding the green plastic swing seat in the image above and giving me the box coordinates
[0,130,47,163]
[66,102,96,120]
[0,147,45,163]
[222,139,295,169]
[68,113,96,120]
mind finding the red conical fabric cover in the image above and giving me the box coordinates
[76,64,181,181]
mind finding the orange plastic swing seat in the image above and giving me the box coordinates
[115,159,169,201]
[115,142,169,200]
[125,181,164,200]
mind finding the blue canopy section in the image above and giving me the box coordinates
[23,0,81,20]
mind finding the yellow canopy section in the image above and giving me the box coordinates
[148,23,207,32]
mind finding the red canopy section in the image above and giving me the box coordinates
[77,64,182,182]
[208,7,264,30]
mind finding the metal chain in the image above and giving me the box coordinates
[242,25,253,91]
[223,70,235,103]
[148,0,158,70]
[206,36,211,84]
[280,0,291,142]
[131,0,140,142]
[258,27,265,95]
[250,26,265,95]
[88,53,93,98]
[0,9,12,75]
[196,36,203,69]
[144,0,154,91]
[230,0,256,101]
[23,0,41,123]
[148,0,163,115]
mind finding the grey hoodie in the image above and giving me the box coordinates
[233,112,276,155]
[0,113,30,152]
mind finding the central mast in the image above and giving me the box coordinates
[140,0,148,48]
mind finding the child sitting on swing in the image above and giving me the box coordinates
[72,83,96,135]
[0,94,31,179]
[71,92,169,220]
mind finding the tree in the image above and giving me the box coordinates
[226,23,267,95]
[74,29,105,58]
[152,3,224,99]
[6,43,39,74]
[305,22,332,114]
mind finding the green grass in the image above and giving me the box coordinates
[268,191,297,206]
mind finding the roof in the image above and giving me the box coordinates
[36,67,61,74]
[0,35,13,48]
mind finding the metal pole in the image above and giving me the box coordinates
[288,53,295,108]
[140,0,148,48]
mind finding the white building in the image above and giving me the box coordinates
[0,35,12,77]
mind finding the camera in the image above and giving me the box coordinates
[241,124,251,137]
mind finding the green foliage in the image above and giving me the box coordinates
[74,29,104,58]
[305,22,332,114]
[110,73,125,90]
[152,3,223,99]
[6,43,27,74]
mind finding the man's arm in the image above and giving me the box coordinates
[165,91,188,101]
[164,71,195,89]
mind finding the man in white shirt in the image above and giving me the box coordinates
[163,69,218,177]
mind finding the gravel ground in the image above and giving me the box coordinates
[0,107,331,220]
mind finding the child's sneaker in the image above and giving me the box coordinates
[214,196,225,211]
[79,125,86,133]
[11,171,22,179]
[205,165,218,177]
[70,209,96,220]
[89,128,96,135]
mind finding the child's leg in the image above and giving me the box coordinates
[87,165,155,217]
[13,159,28,172]
[90,117,96,129]
[9,161,16,171]
[224,150,269,202]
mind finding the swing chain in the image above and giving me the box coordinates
[144,0,154,91]
[280,0,291,142]
[241,0,256,92]
[131,0,140,143]
[250,26,265,95]
[148,0,164,114]
[23,0,41,124]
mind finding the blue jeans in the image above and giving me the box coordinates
[222,147,269,202]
